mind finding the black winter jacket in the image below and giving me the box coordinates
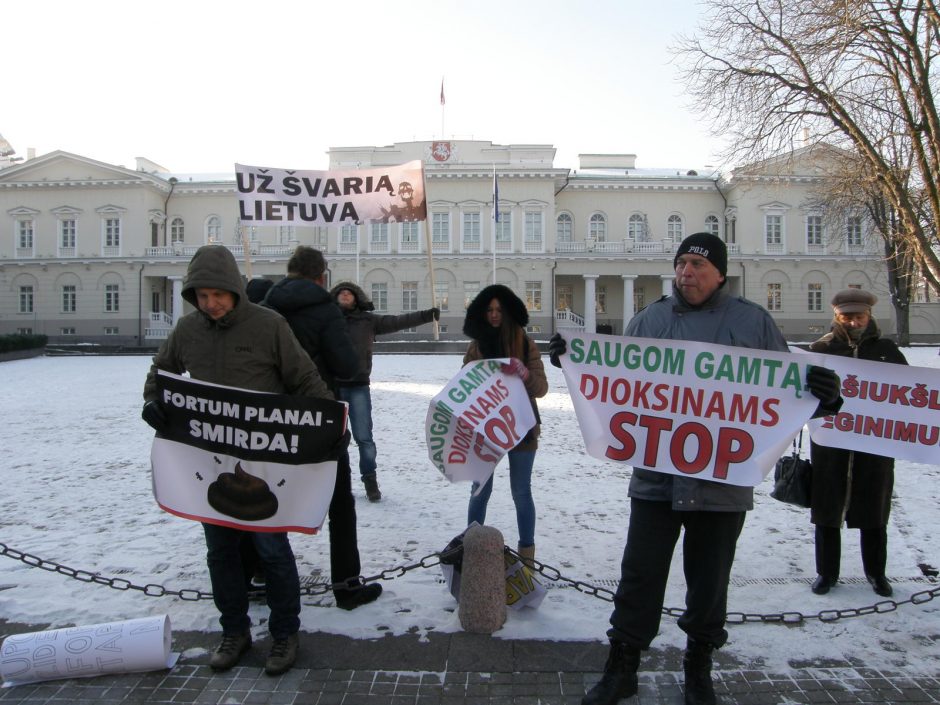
[329,281,436,386]
[809,320,907,528]
[264,276,358,391]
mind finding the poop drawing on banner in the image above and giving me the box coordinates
[206,461,279,521]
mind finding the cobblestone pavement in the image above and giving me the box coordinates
[0,629,938,704]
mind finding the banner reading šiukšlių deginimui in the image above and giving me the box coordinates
[234,161,426,226]
[149,371,347,534]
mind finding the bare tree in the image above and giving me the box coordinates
[676,0,940,301]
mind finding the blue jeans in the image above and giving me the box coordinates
[337,386,378,479]
[202,523,300,639]
[467,449,536,547]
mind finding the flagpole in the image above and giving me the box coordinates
[492,165,498,285]
[422,166,439,341]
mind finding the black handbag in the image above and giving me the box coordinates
[770,430,812,508]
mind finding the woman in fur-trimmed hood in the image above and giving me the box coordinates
[461,284,548,563]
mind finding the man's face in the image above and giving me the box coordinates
[399,182,413,202]
[835,310,871,330]
[675,254,724,306]
[195,288,236,320]
[337,290,356,310]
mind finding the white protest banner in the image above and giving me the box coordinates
[559,332,824,487]
[426,359,536,486]
[234,160,426,226]
[807,356,940,463]
[151,371,346,534]
[1,615,177,687]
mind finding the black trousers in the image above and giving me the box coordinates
[608,498,746,649]
[328,449,362,591]
[814,525,888,579]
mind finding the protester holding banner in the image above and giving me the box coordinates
[462,284,548,566]
[330,281,440,502]
[548,232,842,705]
[141,245,333,676]
[808,289,908,598]
[264,246,383,611]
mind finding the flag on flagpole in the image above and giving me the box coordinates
[440,78,445,106]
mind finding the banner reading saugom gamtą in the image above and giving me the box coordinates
[559,333,825,487]
[234,160,427,226]
[150,371,347,534]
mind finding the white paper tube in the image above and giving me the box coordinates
[1,614,177,687]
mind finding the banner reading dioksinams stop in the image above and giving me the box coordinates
[558,333,826,487]
[149,371,347,534]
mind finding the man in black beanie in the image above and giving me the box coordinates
[549,232,842,705]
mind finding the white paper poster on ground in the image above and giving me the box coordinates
[0,614,178,687]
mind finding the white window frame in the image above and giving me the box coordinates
[17,219,34,251]
[525,281,542,312]
[400,221,421,253]
[766,282,783,311]
[846,215,863,251]
[434,282,449,312]
[628,213,647,242]
[704,214,720,237]
[59,218,77,256]
[524,211,543,252]
[462,211,482,252]
[556,213,572,243]
[666,214,684,242]
[764,214,783,253]
[464,281,480,309]
[371,282,388,312]
[370,222,389,253]
[170,217,185,243]
[432,212,450,251]
[807,283,823,312]
[62,284,77,313]
[402,281,418,313]
[806,214,824,252]
[105,283,120,313]
[206,215,222,243]
[589,213,607,242]
[495,211,512,251]
[19,285,34,314]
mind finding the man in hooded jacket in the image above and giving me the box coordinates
[141,245,331,675]
[329,280,439,501]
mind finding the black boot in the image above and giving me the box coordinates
[683,639,716,705]
[582,640,640,705]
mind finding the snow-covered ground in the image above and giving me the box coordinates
[1,349,939,672]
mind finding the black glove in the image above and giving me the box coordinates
[547,332,567,368]
[428,307,440,321]
[141,400,168,432]
[328,430,352,461]
[806,365,841,407]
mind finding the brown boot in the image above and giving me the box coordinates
[517,544,536,569]
[582,640,640,705]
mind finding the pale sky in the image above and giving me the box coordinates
[4,0,722,175]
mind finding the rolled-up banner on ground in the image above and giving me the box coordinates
[0,614,178,687]
[150,371,346,534]
[426,359,536,486]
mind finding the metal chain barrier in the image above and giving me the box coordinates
[2,540,937,625]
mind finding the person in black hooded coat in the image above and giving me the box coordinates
[462,284,548,565]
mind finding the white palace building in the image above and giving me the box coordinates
[1,138,938,346]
